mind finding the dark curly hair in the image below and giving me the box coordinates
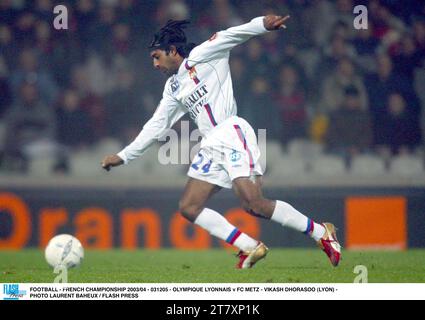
[149,20,196,58]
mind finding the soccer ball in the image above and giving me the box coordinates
[44,234,84,269]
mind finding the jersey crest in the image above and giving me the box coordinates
[170,77,180,93]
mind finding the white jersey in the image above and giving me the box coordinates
[118,16,268,164]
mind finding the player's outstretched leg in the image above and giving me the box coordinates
[233,176,341,267]
[193,208,269,269]
[272,200,341,266]
[179,178,268,269]
[316,222,341,267]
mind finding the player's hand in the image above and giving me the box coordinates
[263,15,290,31]
[101,154,124,171]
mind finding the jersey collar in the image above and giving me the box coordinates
[177,58,190,76]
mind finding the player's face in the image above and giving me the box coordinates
[150,49,178,76]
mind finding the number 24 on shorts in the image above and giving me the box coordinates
[191,153,212,173]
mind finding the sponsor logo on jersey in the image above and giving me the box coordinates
[230,149,241,162]
[189,68,198,82]
[185,84,209,120]
[170,77,180,93]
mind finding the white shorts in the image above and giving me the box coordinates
[187,116,263,189]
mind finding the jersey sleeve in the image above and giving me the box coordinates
[117,81,187,164]
[187,16,269,66]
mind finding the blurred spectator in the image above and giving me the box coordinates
[304,0,355,46]
[0,24,15,69]
[375,93,422,155]
[34,0,54,23]
[117,0,147,35]
[53,89,94,173]
[1,82,56,172]
[156,0,190,25]
[332,20,351,41]
[14,10,37,48]
[391,34,424,81]
[262,31,283,65]
[210,0,243,29]
[262,1,305,48]
[303,0,338,47]
[352,25,380,56]
[10,49,59,105]
[194,0,265,43]
[69,64,106,141]
[244,39,271,79]
[116,0,138,26]
[230,56,248,107]
[320,57,368,113]
[315,35,356,79]
[69,64,91,97]
[241,76,280,141]
[276,43,306,82]
[56,89,94,148]
[334,0,356,32]
[365,54,421,142]
[34,20,55,68]
[0,56,11,117]
[274,65,308,144]
[103,22,138,70]
[105,68,144,144]
[89,3,117,52]
[54,88,94,173]
[326,86,373,158]
[413,20,425,57]
[369,0,406,40]
[84,53,113,95]
[351,24,381,73]
[75,0,97,46]
[0,0,19,25]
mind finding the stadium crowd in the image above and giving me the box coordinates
[0,0,424,175]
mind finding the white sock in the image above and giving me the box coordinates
[194,208,258,251]
[271,200,325,241]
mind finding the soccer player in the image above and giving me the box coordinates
[101,15,341,268]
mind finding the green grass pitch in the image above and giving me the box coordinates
[1,249,424,283]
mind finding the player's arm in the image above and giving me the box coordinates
[187,15,290,66]
[101,84,187,171]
